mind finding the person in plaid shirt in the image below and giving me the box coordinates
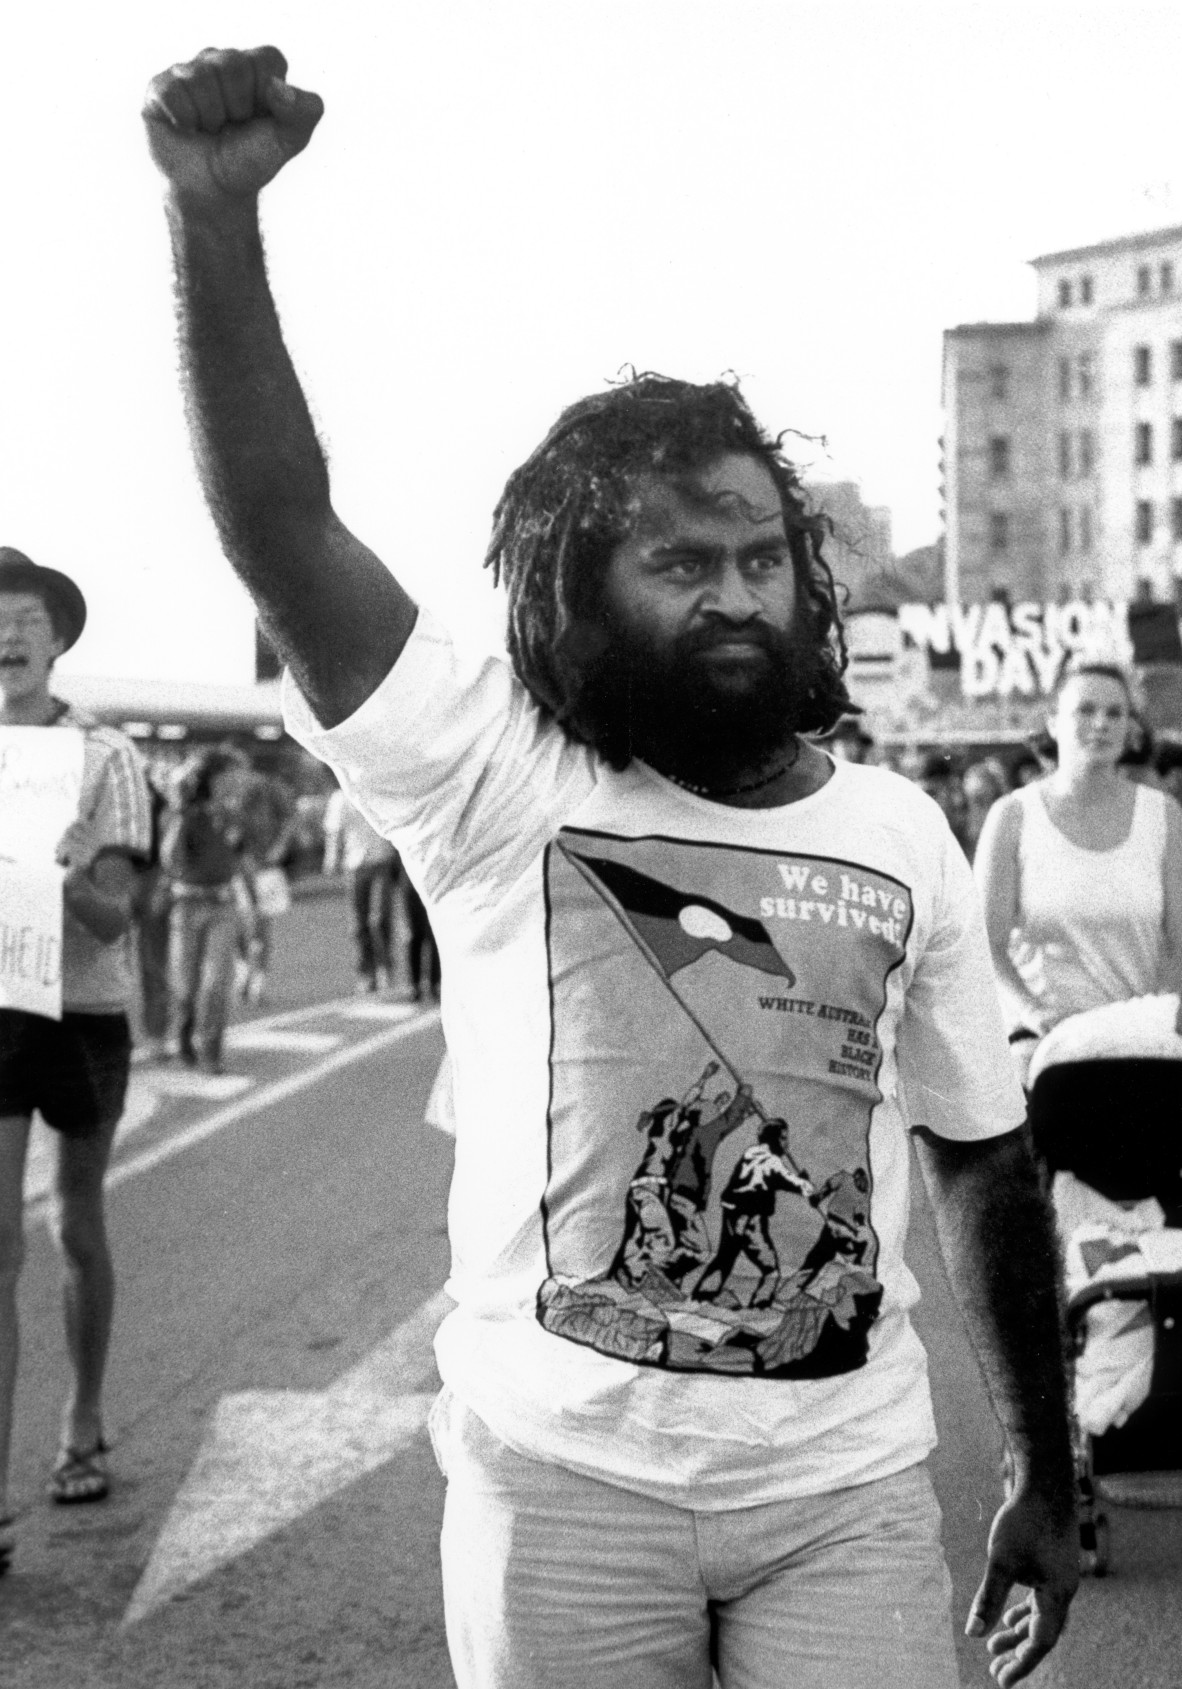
[0,548,151,1568]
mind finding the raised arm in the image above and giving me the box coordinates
[912,1127,1078,1686]
[142,46,417,727]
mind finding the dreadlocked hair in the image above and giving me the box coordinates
[484,372,857,766]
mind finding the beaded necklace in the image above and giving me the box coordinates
[659,736,801,799]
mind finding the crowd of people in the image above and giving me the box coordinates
[828,708,1182,866]
[0,551,437,1573]
[128,744,441,1075]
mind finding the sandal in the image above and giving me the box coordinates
[48,1440,110,1505]
[0,1514,15,1575]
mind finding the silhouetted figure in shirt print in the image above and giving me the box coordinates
[610,1062,722,1289]
[696,1119,815,1309]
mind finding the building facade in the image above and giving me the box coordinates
[943,225,1182,607]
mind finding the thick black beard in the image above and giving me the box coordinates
[570,609,828,783]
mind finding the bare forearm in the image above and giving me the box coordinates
[981,923,1047,1039]
[167,192,330,569]
[914,1129,1075,1513]
[165,192,414,721]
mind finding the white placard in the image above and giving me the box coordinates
[0,726,85,864]
[0,858,65,1019]
[0,726,83,1020]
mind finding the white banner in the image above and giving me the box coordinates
[0,858,65,1019]
[0,727,85,863]
[0,726,84,1020]
[894,600,1133,700]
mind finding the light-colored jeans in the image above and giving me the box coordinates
[168,894,238,1063]
[430,1390,958,1689]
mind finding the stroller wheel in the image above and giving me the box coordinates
[1080,1511,1110,1578]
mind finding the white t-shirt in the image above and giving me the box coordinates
[284,609,1024,1510]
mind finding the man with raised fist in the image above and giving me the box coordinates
[143,48,1078,1689]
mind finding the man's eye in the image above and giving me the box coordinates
[747,553,786,573]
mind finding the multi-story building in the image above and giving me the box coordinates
[943,225,1182,607]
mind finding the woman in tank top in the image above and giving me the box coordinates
[975,664,1182,1043]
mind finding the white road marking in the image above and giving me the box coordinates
[226,1027,343,1054]
[339,1000,420,1021]
[234,993,385,1031]
[122,1288,453,1625]
[140,1070,253,1100]
[24,1009,442,1228]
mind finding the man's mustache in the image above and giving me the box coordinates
[680,620,782,656]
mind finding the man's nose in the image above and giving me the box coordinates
[700,562,761,619]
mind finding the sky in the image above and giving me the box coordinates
[6,1,1182,683]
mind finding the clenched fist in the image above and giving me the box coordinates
[143,46,323,202]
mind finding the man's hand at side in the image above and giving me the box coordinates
[912,1126,1079,1685]
[969,1476,1079,1685]
[58,822,137,944]
[143,46,323,204]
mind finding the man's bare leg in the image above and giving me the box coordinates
[51,1111,121,1466]
[0,1114,34,1544]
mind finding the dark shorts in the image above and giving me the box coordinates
[0,1010,132,1138]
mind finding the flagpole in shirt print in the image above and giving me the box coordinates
[556,843,803,1159]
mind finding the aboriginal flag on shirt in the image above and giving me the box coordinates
[556,842,794,984]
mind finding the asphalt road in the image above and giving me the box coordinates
[3,890,1180,1687]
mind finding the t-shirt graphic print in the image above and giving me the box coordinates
[538,826,913,1380]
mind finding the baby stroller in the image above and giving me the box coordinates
[1026,998,1182,1577]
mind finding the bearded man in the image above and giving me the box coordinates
[143,46,1078,1689]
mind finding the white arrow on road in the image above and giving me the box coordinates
[123,1287,453,1626]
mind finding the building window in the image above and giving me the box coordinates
[1077,353,1094,398]
[1058,431,1073,479]
[1173,342,1182,380]
[1057,356,1072,401]
[1135,422,1154,465]
[1058,278,1073,308]
[1163,261,1175,295]
[1081,274,1094,304]
[1138,264,1153,297]
[1136,499,1154,544]
[1172,419,1182,461]
[1135,344,1153,386]
[1080,507,1093,553]
[1079,428,1095,476]
[988,435,1011,478]
[1173,498,1182,542]
[988,364,1008,400]
[1059,508,1072,554]
[989,512,1009,553]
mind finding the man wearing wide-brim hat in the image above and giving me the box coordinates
[0,547,151,1567]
